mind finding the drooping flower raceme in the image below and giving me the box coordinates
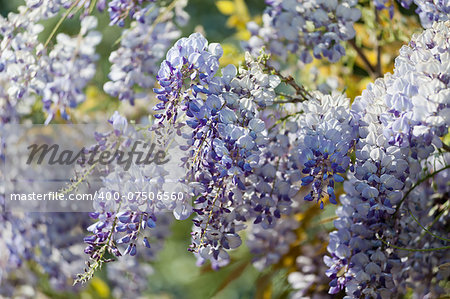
[325,21,450,297]
[0,2,55,118]
[106,213,172,299]
[325,77,411,297]
[242,113,301,269]
[292,92,356,209]
[245,90,357,271]
[245,0,361,63]
[153,33,286,267]
[78,112,182,282]
[40,16,101,123]
[0,2,103,123]
[104,1,187,104]
[380,21,450,153]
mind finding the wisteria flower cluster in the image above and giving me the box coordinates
[293,92,356,209]
[325,21,450,297]
[1,1,450,298]
[375,0,449,31]
[41,16,101,122]
[104,0,188,104]
[153,33,286,267]
[381,21,449,152]
[107,0,155,26]
[245,0,361,63]
[0,1,101,124]
[413,0,450,28]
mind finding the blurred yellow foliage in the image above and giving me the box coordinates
[216,0,260,42]
[80,277,110,299]
[78,85,108,112]
[216,1,235,15]
[346,76,374,101]
[91,277,110,298]
[219,43,245,67]
[84,86,102,108]
[443,130,450,146]
[72,85,117,122]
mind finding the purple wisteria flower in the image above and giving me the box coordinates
[373,0,413,18]
[41,16,101,123]
[245,0,361,63]
[153,33,286,267]
[108,0,155,26]
[0,2,102,124]
[374,0,449,27]
[293,92,356,209]
[0,1,57,120]
[414,0,450,28]
[325,21,450,297]
[79,112,180,282]
[380,21,449,153]
[104,1,184,104]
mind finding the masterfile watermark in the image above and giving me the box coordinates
[1,124,185,212]
[9,192,92,201]
[26,140,170,171]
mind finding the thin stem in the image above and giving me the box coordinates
[262,61,312,102]
[273,99,305,104]
[394,164,450,216]
[88,0,98,14]
[275,91,298,99]
[378,237,450,252]
[418,203,448,242]
[268,110,303,132]
[348,39,377,78]
[318,216,339,225]
[59,162,98,194]
[408,208,450,242]
[442,143,450,152]
[374,10,382,77]
[44,0,81,48]
[273,91,309,104]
